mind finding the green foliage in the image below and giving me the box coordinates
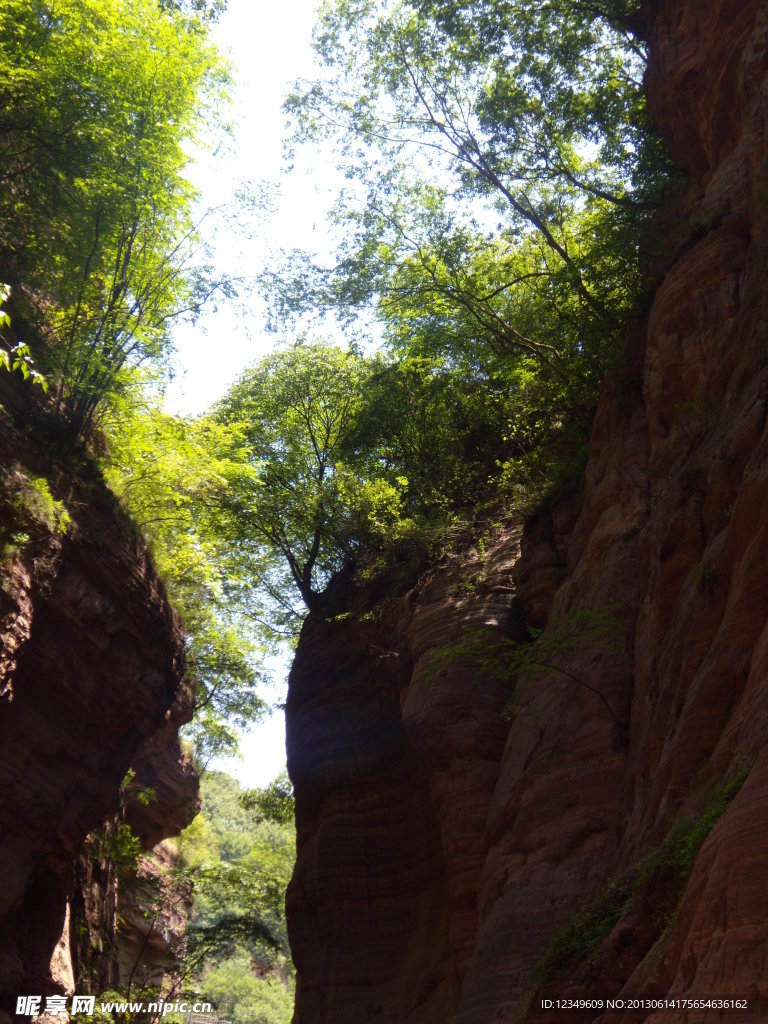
[177,771,296,1023]
[0,0,249,758]
[13,471,71,536]
[0,340,46,389]
[0,464,72,561]
[0,0,254,758]
[264,0,673,532]
[0,285,46,389]
[0,0,229,435]
[202,952,294,1024]
[177,810,220,869]
[211,338,552,639]
[185,774,294,955]
[426,607,626,728]
[213,339,414,631]
[120,768,157,808]
[349,353,514,521]
[197,770,260,861]
[0,0,674,755]
[100,823,143,874]
[159,0,228,21]
[633,765,750,906]
[240,771,294,826]
[535,880,630,986]
[105,395,266,759]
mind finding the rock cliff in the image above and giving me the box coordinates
[285,1,768,1021]
[0,395,197,1020]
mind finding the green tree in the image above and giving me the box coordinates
[240,771,294,827]
[178,772,296,1024]
[271,0,671,500]
[213,339,409,634]
[201,954,293,1024]
[286,0,666,318]
[105,398,265,759]
[0,0,229,435]
[346,353,512,519]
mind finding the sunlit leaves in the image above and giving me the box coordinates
[240,771,294,827]
[213,339,410,629]
[104,394,265,760]
[0,285,46,389]
[178,772,295,1023]
[0,0,229,433]
[275,0,671,518]
[285,0,668,342]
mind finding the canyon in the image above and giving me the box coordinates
[1,0,767,1021]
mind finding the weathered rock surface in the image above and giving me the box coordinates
[114,839,193,993]
[0,407,196,1018]
[286,1,768,1021]
[286,540,524,1022]
[69,727,199,998]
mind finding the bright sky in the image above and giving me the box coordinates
[166,0,334,415]
[167,0,331,788]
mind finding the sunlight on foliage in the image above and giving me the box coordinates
[213,339,414,623]
[0,0,230,435]
[266,0,672,520]
[104,391,266,760]
[177,772,296,1023]
[0,285,46,390]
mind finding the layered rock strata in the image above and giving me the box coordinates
[286,539,524,1022]
[69,726,198,998]
[286,1,768,1020]
[0,406,196,1020]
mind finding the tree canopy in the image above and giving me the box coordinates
[270,0,670,489]
[213,339,409,628]
[0,0,229,435]
[190,0,674,644]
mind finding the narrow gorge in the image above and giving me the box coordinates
[1,0,767,1022]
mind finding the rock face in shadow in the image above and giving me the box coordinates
[286,541,524,1023]
[68,724,199,999]
[286,2,768,1021]
[0,409,197,1019]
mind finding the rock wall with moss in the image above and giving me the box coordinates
[285,1,768,1020]
[0,379,198,1021]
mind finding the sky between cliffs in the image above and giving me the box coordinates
[167,0,328,788]
[166,0,330,415]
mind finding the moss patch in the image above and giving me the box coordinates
[533,765,749,990]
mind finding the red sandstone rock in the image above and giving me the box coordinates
[0,409,195,1016]
[286,1,768,1021]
